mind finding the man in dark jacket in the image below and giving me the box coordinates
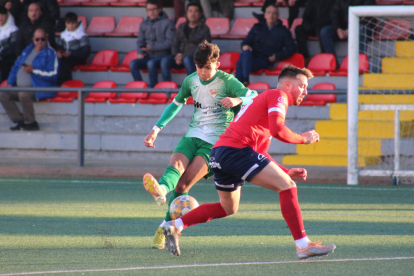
[129,0,176,88]
[16,2,55,55]
[22,0,60,26]
[294,0,334,59]
[320,0,376,65]
[0,28,58,131]
[236,4,296,86]
[170,2,211,75]
[0,7,19,82]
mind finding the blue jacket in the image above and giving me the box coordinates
[8,42,59,100]
[242,20,296,63]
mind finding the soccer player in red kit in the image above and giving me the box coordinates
[162,65,336,259]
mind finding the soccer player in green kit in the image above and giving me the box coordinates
[143,40,258,249]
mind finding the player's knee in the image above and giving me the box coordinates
[222,204,238,216]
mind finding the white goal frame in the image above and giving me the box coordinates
[348,6,414,185]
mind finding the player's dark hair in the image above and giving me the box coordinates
[186,2,203,14]
[278,65,313,81]
[0,6,8,14]
[65,12,78,23]
[193,40,220,68]
[146,0,161,9]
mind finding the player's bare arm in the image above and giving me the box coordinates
[220,97,243,109]
[288,168,307,181]
[144,127,160,148]
[301,130,319,144]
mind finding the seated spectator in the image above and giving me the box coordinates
[184,0,233,20]
[0,0,23,25]
[0,28,58,131]
[294,0,333,61]
[0,7,19,82]
[56,12,90,85]
[16,2,56,55]
[22,0,60,27]
[253,0,306,28]
[236,5,296,86]
[171,2,211,75]
[320,0,376,66]
[129,0,175,88]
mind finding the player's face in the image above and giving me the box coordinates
[290,74,308,106]
[196,61,220,82]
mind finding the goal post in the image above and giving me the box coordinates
[348,6,414,185]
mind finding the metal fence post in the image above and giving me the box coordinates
[77,89,85,167]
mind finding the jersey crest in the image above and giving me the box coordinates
[209,89,219,98]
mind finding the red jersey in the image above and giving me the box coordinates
[213,89,305,168]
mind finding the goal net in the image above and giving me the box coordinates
[348,6,414,185]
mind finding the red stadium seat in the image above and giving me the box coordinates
[85,16,115,36]
[205,18,230,38]
[265,53,305,75]
[307,53,336,76]
[109,81,148,103]
[280,18,289,29]
[79,50,118,71]
[247,82,270,90]
[301,83,336,106]
[373,18,411,39]
[105,17,143,36]
[233,0,261,7]
[78,16,87,29]
[168,92,178,103]
[186,96,194,105]
[82,0,114,6]
[402,1,414,3]
[49,80,85,102]
[218,52,240,73]
[110,50,137,72]
[220,18,258,39]
[110,0,146,5]
[376,0,403,4]
[175,17,186,29]
[0,79,7,87]
[59,0,89,6]
[139,81,178,104]
[329,54,369,76]
[85,81,117,103]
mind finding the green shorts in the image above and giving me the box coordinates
[172,136,214,179]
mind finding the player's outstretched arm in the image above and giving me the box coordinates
[301,130,320,144]
[288,168,307,181]
[144,127,160,148]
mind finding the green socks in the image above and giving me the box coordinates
[164,190,189,222]
[158,166,181,194]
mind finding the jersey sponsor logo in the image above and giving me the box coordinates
[209,89,219,98]
[209,160,221,169]
[258,154,266,161]
[278,96,287,105]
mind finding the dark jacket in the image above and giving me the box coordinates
[16,15,56,55]
[8,42,58,100]
[242,20,296,62]
[302,0,334,33]
[137,11,176,58]
[56,21,90,59]
[331,0,376,30]
[172,20,211,57]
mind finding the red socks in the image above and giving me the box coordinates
[279,187,307,240]
[180,202,228,230]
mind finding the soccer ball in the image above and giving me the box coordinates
[169,195,199,219]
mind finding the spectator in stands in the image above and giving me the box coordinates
[16,2,55,55]
[253,0,307,28]
[22,0,60,27]
[129,0,175,88]
[294,0,333,61]
[236,4,296,86]
[170,2,211,75]
[184,0,233,20]
[319,0,376,66]
[0,28,58,131]
[0,0,23,25]
[56,12,90,85]
[0,7,19,82]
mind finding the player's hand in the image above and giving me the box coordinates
[337,28,347,40]
[301,130,319,144]
[268,54,276,63]
[288,168,307,180]
[242,45,252,51]
[137,53,145,59]
[23,65,33,73]
[175,53,183,65]
[220,97,242,108]
[144,130,158,148]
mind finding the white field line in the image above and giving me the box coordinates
[0,256,413,276]
[0,178,413,191]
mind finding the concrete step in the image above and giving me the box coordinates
[330,103,414,121]
[363,74,414,89]
[282,155,381,167]
[296,138,382,156]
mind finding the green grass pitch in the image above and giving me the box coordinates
[0,177,413,275]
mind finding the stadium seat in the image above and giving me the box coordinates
[79,50,118,71]
[205,18,230,38]
[49,80,85,102]
[78,16,87,29]
[85,81,117,103]
[175,17,186,29]
[376,0,403,4]
[105,17,143,36]
[82,0,114,6]
[0,79,7,87]
[139,81,178,104]
[289,18,318,40]
[220,18,258,39]
[168,92,178,102]
[59,0,89,6]
[110,0,146,6]
[109,81,148,103]
[233,0,261,7]
[110,50,137,72]
[301,83,336,106]
[265,53,305,75]
[280,18,289,29]
[85,16,115,36]
[307,53,336,76]
[247,82,270,90]
[402,0,414,3]
[218,52,240,73]
[186,96,194,105]
[373,18,411,39]
[329,54,369,76]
